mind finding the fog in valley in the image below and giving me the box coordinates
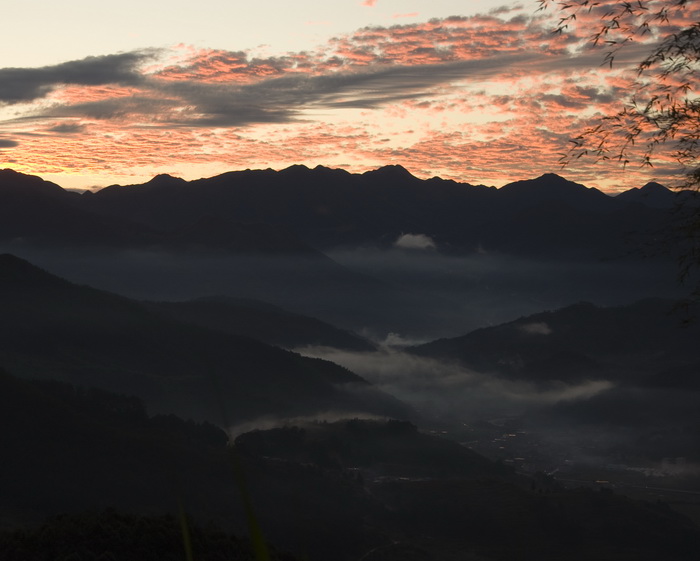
[2,224,700,560]
[3,0,700,553]
[4,241,697,468]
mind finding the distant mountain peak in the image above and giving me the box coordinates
[640,181,670,193]
[504,173,588,191]
[364,165,416,180]
[0,168,49,182]
[500,173,606,199]
[146,173,187,186]
[496,173,613,215]
[0,168,27,179]
[616,181,675,208]
[0,168,66,196]
[537,172,568,182]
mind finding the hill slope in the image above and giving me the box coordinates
[411,298,700,385]
[150,296,376,351]
[0,254,411,424]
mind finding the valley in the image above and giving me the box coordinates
[1,165,699,560]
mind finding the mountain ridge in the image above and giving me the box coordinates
[72,165,676,256]
[0,165,688,261]
[410,297,700,385]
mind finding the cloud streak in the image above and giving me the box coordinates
[0,51,154,104]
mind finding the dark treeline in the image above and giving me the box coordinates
[0,509,299,561]
[2,367,699,560]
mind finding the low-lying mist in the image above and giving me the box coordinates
[296,345,614,423]
[297,343,700,468]
[227,410,387,440]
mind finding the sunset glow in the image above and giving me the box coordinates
[0,0,696,191]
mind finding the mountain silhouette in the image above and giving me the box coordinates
[0,254,411,423]
[0,169,160,247]
[498,173,613,212]
[1,165,683,258]
[411,298,700,386]
[77,165,676,257]
[362,164,417,181]
[616,181,677,209]
[0,168,68,199]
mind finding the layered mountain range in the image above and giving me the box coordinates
[0,165,692,257]
[2,165,700,559]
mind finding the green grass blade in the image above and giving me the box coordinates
[177,496,195,561]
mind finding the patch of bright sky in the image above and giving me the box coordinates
[2,0,532,67]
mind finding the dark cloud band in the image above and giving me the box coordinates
[0,51,158,104]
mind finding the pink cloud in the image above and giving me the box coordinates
[361,0,377,6]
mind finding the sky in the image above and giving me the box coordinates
[0,0,696,192]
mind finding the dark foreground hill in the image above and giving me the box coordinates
[0,369,377,559]
[231,420,700,560]
[0,367,231,525]
[0,254,410,424]
[0,510,300,561]
[2,369,697,561]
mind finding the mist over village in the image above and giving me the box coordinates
[1,1,700,560]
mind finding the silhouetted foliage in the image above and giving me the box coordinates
[0,509,298,561]
[539,0,700,292]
